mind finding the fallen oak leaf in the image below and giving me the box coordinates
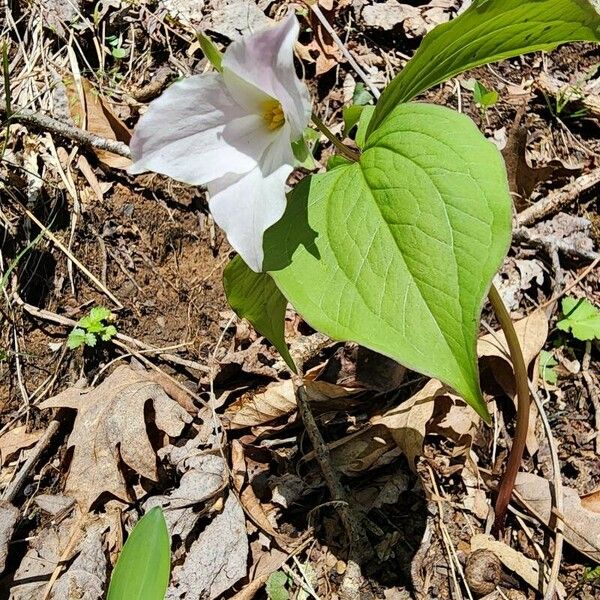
[40,364,192,511]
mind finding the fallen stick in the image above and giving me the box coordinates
[295,382,371,600]
[516,168,600,227]
[2,108,131,158]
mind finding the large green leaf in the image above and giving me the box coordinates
[107,507,170,600]
[264,103,512,420]
[223,256,296,371]
[369,0,600,134]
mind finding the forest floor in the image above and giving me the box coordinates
[1,1,600,599]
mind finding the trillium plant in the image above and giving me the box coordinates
[130,0,600,531]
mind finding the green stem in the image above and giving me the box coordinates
[311,113,360,162]
[488,283,531,534]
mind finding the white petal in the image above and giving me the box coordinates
[222,13,312,140]
[129,74,277,185]
[208,164,292,272]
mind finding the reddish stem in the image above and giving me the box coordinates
[488,283,531,534]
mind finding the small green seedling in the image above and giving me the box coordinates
[266,570,291,600]
[68,306,117,349]
[556,297,600,341]
[473,80,499,111]
[539,349,558,385]
[105,35,128,60]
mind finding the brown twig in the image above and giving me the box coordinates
[13,295,210,374]
[488,284,531,535]
[1,108,131,158]
[3,420,60,503]
[516,168,600,227]
[295,382,371,600]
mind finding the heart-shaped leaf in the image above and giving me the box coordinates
[263,103,512,420]
[369,0,600,134]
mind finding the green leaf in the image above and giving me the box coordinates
[352,82,374,106]
[368,0,600,135]
[557,297,600,340]
[84,332,97,347]
[343,105,364,137]
[355,105,374,149]
[111,47,127,59]
[223,256,296,372]
[107,507,171,600]
[264,103,512,420]
[67,328,87,350]
[266,571,290,600]
[197,32,223,72]
[539,349,558,385]
[101,325,118,341]
[89,306,112,322]
[473,81,499,108]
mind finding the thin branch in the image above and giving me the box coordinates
[517,167,600,227]
[1,108,131,158]
[308,2,380,99]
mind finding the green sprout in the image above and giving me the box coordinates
[67,306,117,350]
[472,80,499,111]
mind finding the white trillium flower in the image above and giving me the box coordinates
[129,14,312,272]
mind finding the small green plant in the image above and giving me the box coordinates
[105,35,128,60]
[107,507,171,600]
[266,571,291,600]
[539,349,559,385]
[472,79,499,111]
[557,297,600,341]
[67,306,117,349]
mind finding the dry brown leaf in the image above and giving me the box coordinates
[0,426,42,465]
[167,493,248,600]
[372,379,449,469]
[323,423,400,476]
[67,78,131,169]
[225,380,296,429]
[515,472,600,562]
[298,10,344,76]
[479,310,548,454]
[40,365,192,511]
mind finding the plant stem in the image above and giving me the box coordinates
[488,283,530,534]
[311,113,360,162]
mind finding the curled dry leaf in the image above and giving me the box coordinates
[297,8,344,76]
[0,426,42,466]
[67,78,132,169]
[478,309,548,455]
[224,379,296,429]
[323,379,479,476]
[167,493,248,600]
[372,378,459,469]
[515,472,600,563]
[40,364,192,511]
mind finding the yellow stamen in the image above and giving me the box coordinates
[262,99,285,131]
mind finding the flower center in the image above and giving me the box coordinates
[262,99,285,131]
